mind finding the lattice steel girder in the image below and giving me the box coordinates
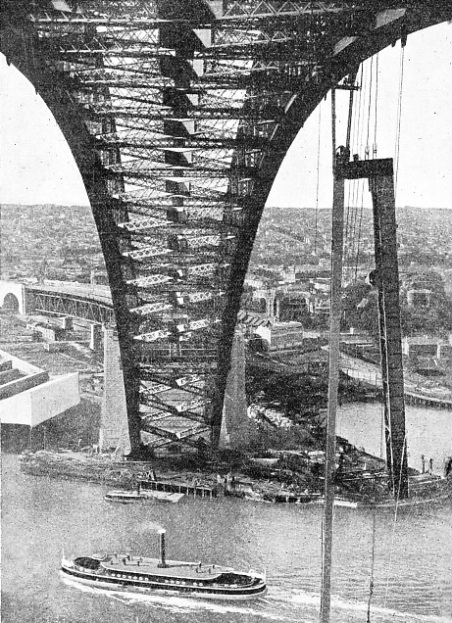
[82,104,250,120]
[94,135,272,150]
[141,422,210,445]
[64,66,319,90]
[216,1,356,20]
[30,2,357,24]
[142,395,206,419]
[127,274,173,287]
[31,291,114,325]
[116,194,241,209]
[140,380,205,399]
[139,368,205,387]
[118,206,234,225]
[104,164,259,181]
[131,301,173,315]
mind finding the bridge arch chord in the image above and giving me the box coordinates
[2,1,451,454]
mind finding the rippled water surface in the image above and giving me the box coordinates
[2,451,451,623]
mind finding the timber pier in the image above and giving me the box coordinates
[404,392,452,410]
[340,354,452,410]
[138,475,217,499]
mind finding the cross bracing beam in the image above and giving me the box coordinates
[29,2,356,23]
[104,165,259,182]
[140,422,210,447]
[118,207,234,226]
[82,104,250,120]
[28,1,367,31]
[3,0,451,454]
[94,135,272,149]
[216,1,356,20]
[140,374,205,392]
[142,395,206,419]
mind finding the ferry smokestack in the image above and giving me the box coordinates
[158,529,167,568]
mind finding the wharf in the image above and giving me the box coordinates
[139,476,218,499]
[404,391,452,409]
[340,353,452,410]
[18,451,322,503]
[19,451,220,496]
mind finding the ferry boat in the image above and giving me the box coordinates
[61,530,267,600]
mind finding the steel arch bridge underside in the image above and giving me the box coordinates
[2,1,451,455]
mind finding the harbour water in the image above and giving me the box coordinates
[2,402,452,623]
[337,402,452,476]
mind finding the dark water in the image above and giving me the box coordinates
[2,454,451,623]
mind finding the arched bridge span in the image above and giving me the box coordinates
[27,282,115,325]
[1,1,451,455]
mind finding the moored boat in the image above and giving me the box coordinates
[61,530,267,600]
[104,489,184,504]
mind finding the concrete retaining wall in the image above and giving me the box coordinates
[0,373,80,426]
[0,371,50,401]
[0,349,44,375]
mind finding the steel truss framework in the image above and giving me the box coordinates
[30,289,115,325]
[1,1,450,454]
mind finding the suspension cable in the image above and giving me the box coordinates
[331,88,337,170]
[367,509,377,623]
[373,53,379,158]
[352,55,380,282]
[394,46,406,201]
[314,104,322,256]
[344,69,360,280]
[365,56,374,156]
[347,61,368,282]
[345,65,364,281]
[383,431,408,608]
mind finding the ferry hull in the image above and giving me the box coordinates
[60,565,267,601]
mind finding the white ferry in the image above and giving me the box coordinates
[61,531,267,600]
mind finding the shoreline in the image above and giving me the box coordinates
[17,448,449,508]
[15,448,369,501]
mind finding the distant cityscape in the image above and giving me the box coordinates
[244,205,452,339]
[248,206,452,287]
[1,203,452,388]
[2,204,451,288]
[0,204,106,284]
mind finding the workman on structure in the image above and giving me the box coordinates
[445,456,452,478]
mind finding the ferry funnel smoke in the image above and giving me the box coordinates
[144,521,165,533]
